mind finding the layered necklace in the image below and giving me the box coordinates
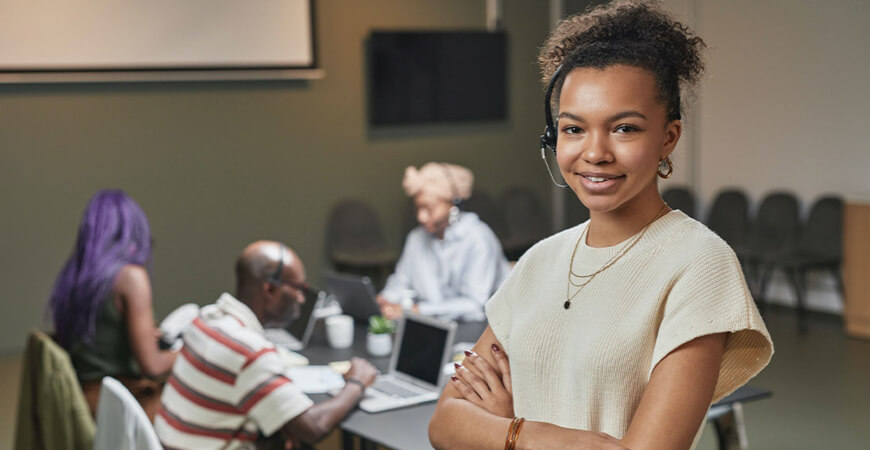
[563,204,670,310]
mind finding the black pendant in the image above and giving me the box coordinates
[564,301,571,310]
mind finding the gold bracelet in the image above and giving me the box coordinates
[508,418,525,450]
[504,417,520,450]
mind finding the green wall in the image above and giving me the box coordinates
[0,0,551,353]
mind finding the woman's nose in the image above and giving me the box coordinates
[581,132,612,165]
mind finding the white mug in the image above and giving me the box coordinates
[325,314,354,349]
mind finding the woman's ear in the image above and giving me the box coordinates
[662,119,682,158]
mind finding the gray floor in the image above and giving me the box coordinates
[695,306,870,450]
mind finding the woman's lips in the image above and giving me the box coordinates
[576,173,625,193]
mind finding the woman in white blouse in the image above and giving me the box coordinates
[377,162,510,322]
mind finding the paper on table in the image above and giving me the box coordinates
[285,366,345,394]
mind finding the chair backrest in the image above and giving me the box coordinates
[462,189,506,240]
[564,193,590,229]
[662,186,696,219]
[93,377,162,450]
[500,186,550,256]
[326,199,389,259]
[799,196,844,259]
[15,330,95,450]
[751,191,801,256]
[706,189,750,249]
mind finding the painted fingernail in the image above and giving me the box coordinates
[454,362,462,369]
[464,350,473,357]
[451,376,459,382]
[491,344,500,352]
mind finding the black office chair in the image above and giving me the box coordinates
[325,199,397,286]
[500,186,550,260]
[744,192,801,317]
[462,189,507,242]
[767,196,844,332]
[706,189,751,257]
[662,186,696,219]
[564,193,590,229]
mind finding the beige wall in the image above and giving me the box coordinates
[694,0,869,312]
[0,0,552,353]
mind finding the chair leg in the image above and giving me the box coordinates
[833,266,845,301]
[788,268,808,334]
[757,264,773,312]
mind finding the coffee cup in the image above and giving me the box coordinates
[325,314,354,349]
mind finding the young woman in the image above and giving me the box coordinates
[49,189,177,420]
[377,162,510,322]
[429,2,773,449]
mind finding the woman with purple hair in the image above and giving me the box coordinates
[48,189,177,420]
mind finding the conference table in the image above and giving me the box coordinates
[300,320,770,450]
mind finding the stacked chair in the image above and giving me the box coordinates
[499,186,551,261]
[325,199,398,287]
[662,186,697,219]
[705,189,844,333]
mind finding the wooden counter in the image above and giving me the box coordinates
[844,199,870,339]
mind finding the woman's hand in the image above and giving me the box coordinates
[450,343,514,417]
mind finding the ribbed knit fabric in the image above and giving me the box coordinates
[485,210,773,439]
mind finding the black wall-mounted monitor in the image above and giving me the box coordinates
[368,30,507,126]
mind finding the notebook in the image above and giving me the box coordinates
[353,313,456,413]
[322,271,381,322]
[263,288,321,351]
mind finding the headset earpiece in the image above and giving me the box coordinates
[539,64,569,189]
[540,64,564,155]
[267,244,286,286]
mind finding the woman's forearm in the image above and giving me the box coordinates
[429,397,514,449]
[429,397,626,450]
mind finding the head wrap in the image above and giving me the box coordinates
[402,162,474,202]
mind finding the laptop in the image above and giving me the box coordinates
[263,288,321,351]
[322,271,381,322]
[354,313,457,413]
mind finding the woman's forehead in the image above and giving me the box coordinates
[559,65,661,115]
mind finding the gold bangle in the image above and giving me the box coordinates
[508,418,525,450]
[504,417,520,450]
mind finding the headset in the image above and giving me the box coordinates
[440,163,463,225]
[540,64,564,155]
[266,243,286,286]
[540,65,568,188]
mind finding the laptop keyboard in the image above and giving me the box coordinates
[372,379,421,398]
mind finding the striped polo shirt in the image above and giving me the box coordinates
[155,293,313,449]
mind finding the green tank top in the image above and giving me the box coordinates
[68,295,141,380]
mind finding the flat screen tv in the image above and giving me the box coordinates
[368,31,507,126]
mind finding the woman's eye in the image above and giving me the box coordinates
[614,125,639,133]
[561,126,583,134]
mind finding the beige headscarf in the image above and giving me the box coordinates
[402,162,474,202]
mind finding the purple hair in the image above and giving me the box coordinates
[48,190,152,348]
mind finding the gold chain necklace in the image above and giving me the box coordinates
[563,204,669,310]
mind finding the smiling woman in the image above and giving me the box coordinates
[428,2,773,449]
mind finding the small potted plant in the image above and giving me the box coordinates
[367,315,396,357]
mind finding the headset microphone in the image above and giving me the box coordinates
[541,65,568,188]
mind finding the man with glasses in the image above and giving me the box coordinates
[156,240,377,449]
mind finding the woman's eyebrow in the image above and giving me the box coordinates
[557,110,647,122]
[608,111,647,122]
[557,111,584,122]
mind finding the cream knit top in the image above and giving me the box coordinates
[485,211,773,439]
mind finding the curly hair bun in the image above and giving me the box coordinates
[538,0,705,120]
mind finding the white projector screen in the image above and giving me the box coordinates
[0,0,318,82]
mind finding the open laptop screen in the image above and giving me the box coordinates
[287,288,318,341]
[395,318,449,386]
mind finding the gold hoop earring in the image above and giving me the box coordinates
[657,157,673,179]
